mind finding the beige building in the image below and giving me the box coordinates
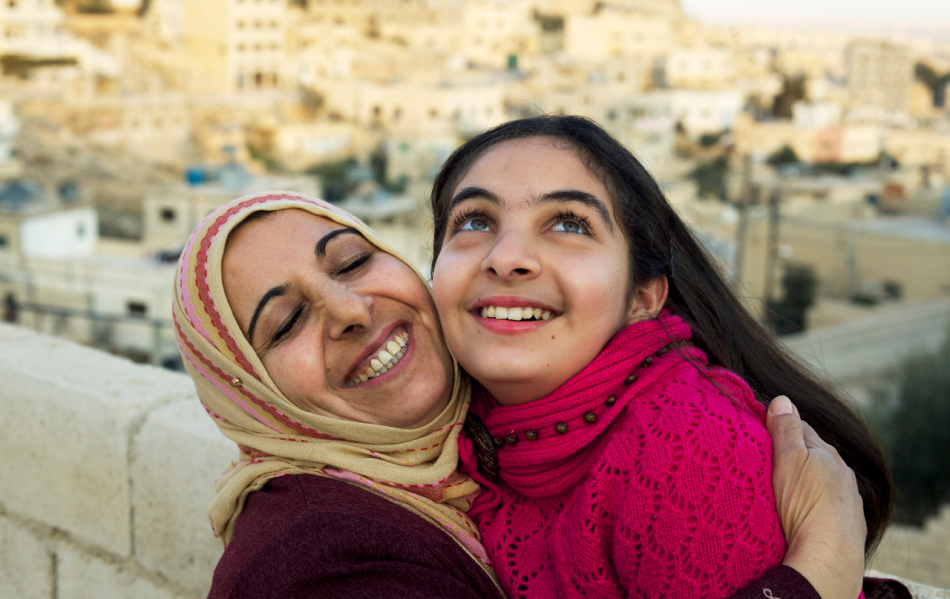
[563,10,674,64]
[847,40,913,114]
[460,0,539,69]
[885,128,950,185]
[184,0,289,93]
[664,46,737,90]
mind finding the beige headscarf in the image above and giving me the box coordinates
[172,191,489,567]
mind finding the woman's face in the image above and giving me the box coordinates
[432,137,641,406]
[222,209,454,429]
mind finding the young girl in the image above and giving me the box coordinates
[428,116,893,599]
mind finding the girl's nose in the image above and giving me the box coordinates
[324,286,373,339]
[481,230,541,281]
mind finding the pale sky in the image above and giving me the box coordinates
[679,0,950,27]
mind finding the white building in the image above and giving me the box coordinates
[664,47,738,90]
[793,100,843,130]
[0,100,20,175]
[143,0,187,44]
[847,40,913,114]
[669,90,744,137]
[141,173,320,248]
[0,0,70,58]
[0,0,120,82]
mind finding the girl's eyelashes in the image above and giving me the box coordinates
[446,205,595,236]
[448,207,492,235]
[550,210,593,235]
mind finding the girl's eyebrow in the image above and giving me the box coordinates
[449,186,501,210]
[450,186,613,233]
[535,190,613,232]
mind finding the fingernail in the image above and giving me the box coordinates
[770,395,793,415]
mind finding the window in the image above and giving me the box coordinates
[127,302,148,318]
[160,208,176,222]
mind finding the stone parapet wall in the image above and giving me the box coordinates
[782,299,950,386]
[869,505,950,589]
[2,299,950,596]
[0,322,231,598]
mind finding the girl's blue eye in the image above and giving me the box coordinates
[460,218,491,232]
[552,219,587,234]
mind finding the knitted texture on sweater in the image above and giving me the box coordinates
[462,315,786,598]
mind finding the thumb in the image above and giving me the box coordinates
[767,396,806,459]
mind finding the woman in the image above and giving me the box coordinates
[173,191,873,598]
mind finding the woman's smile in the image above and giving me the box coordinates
[343,325,410,387]
[222,209,454,428]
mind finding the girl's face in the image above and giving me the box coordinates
[223,209,454,429]
[432,137,648,406]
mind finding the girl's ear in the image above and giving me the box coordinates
[625,275,669,325]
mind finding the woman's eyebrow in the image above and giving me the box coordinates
[449,186,501,211]
[316,227,363,257]
[248,283,289,344]
[536,190,614,232]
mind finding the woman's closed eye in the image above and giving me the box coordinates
[272,305,304,344]
[335,252,373,276]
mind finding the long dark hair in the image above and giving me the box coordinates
[429,115,893,555]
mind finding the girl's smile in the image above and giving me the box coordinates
[432,137,652,406]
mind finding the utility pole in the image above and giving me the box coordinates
[763,187,782,305]
[733,153,753,288]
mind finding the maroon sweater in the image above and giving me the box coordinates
[208,474,907,599]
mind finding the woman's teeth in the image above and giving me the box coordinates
[347,331,409,387]
[479,306,552,321]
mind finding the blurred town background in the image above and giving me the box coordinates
[0,0,949,594]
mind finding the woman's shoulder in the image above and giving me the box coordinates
[209,474,503,599]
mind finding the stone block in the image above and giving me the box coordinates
[132,400,234,595]
[0,516,53,599]
[57,544,185,599]
[0,324,195,555]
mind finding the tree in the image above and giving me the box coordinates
[766,264,816,335]
[915,62,950,108]
[688,156,728,200]
[868,334,950,525]
[766,145,798,167]
[772,75,806,119]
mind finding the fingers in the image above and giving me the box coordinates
[767,396,806,458]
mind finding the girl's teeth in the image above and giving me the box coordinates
[479,306,555,322]
[370,358,384,371]
[377,350,393,365]
[387,341,400,354]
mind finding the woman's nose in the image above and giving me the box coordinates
[324,286,373,339]
[481,230,541,281]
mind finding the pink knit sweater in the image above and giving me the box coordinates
[460,315,786,599]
